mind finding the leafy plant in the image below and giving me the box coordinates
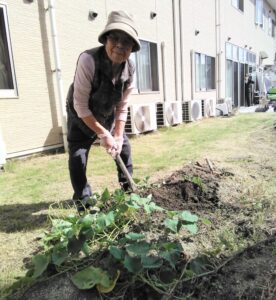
[24,187,199,295]
[183,175,206,191]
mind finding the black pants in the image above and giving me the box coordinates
[67,114,133,200]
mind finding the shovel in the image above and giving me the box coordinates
[115,154,137,192]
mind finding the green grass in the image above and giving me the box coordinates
[0,112,275,297]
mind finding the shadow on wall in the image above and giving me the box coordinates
[43,126,64,148]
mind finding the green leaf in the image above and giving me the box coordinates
[183,223,198,234]
[52,219,73,229]
[200,217,212,226]
[32,254,50,278]
[81,242,90,257]
[126,241,151,256]
[160,242,183,252]
[141,256,163,269]
[160,249,181,269]
[129,193,141,202]
[96,214,107,231]
[178,211,198,223]
[105,211,115,227]
[123,255,143,273]
[52,245,68,266]
[101,188,111,201]
[144,202,164,214]
[125,232,145,240]
[81,227,94,240]
[80,214,95,228]
[109,246,124,260]
[188,256,210,275]
[126,201,140,209]
[164,218,179,233]
[71,267,110,290]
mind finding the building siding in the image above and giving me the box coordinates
[0,0,275,158]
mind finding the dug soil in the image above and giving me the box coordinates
[21,156,276,300]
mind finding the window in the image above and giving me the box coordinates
[255,0,263,26]
[268,17,272,36]
[0,4,17,97]
[195,52,215,91]
[130,40,159,93]
[232,0,244,12]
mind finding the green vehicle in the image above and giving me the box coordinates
[267,87,276,111]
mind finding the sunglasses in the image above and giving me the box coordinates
[107,32,134,48]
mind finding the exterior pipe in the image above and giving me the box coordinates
[215,0,222,101]
[161,41,167,102]
[190,50,194,100]
[172,0,179,101]
[179,0,184,102]
[47,0,68,152]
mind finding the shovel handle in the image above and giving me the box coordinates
[115,155,137,192]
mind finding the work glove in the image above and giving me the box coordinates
[108,136,123,159]
[114,136,124,155]
[98,131,116,151]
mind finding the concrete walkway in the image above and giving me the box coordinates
[239,105,275,113]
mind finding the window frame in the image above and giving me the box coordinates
[0,3,18,98]
[255,0,264,27]
[231,0,244,12]
[195,52,216,92]
[130,39,159,94]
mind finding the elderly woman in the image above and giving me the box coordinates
[66,11,140,212]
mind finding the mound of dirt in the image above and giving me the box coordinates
[145,161,227,212]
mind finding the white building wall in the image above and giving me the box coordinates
[180,0,217,102]
[0,0,275,157]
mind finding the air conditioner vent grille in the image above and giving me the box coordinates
[182,102,191,122]
[201,100,205,117]
[156,103,164,127]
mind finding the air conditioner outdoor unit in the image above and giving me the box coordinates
[216,102,229,116]
[225,97,233,114]
[125,103,157,135]
[202,99,215,117]
[182,100,202,122]
[156,101,182,127]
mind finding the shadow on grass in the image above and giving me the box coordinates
[0,200,74,233]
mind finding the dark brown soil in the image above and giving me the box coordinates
[146,161,226,212]
[181,234,276,300]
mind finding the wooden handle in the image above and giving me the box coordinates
[116,155,137,192]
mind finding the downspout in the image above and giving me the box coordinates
[47,0,68,152]
[172,0,179,101]
[215,0,222,101]
[179,0,184,102]
[161,42,167,102]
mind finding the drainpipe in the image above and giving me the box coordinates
[215,0,222,101]
[172,0,179,101]
[47,0,68,152]
[179,0,184,102]
[161,42,167,102]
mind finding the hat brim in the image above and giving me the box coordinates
[98,23,140,52]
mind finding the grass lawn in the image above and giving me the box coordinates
[0,112,275,299]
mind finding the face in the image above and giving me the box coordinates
[105,30,134,64]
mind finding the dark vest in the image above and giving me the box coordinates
[66,46,134,136]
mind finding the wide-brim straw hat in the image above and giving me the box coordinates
[98,11,140,52]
